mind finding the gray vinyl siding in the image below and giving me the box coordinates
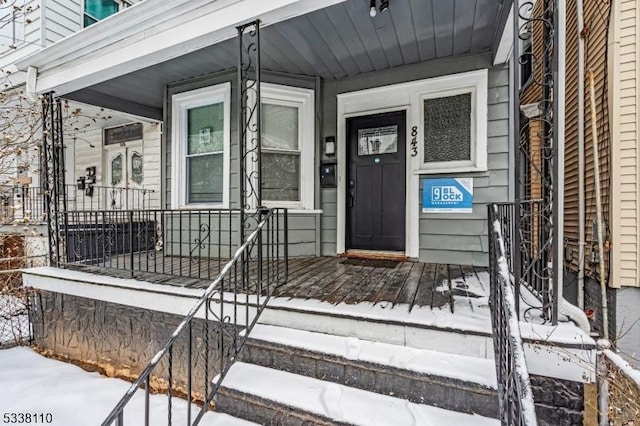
[164,53,510,264]
[320,52,509,264]
[164,71,320,257]
[44,0,82,44]
[418,64,510,266]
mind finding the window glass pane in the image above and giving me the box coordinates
[261,153,300,201]
[131,152,143,184]
[83,14,98,27]
[423,93,472,163]
[187,154,223,203]
[111,153,123,186]
[357,125,398,156]
[187,103,224,155]
[262,104,298,150]
[84,0,119,20]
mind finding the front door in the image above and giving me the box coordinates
[106,145,144,209]
[347,111,406,251]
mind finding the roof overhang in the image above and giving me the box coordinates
[16,0,348,96]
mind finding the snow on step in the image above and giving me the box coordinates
[250,324,497,388]
[223,362,499,426]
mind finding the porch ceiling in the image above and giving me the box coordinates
[64,0,510,119]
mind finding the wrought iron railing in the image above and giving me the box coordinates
[101,207,287,426]
[56,208,288,284]
[0,186,46,224]
[0,185,156,225]
[488,204,538,426]
[492,200,556,321]
[65,184,156,211]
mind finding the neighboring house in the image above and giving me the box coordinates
[519,0,639,367]
[0,0,160,224]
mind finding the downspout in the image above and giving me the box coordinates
[25,66,38,102]
[577,0,585,310]
[556,0,591,333]
[588,69,609,340]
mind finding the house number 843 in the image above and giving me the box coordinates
[410,126,418,157]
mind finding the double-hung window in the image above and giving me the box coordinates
[171,83,230,208]
[257,83,315,210]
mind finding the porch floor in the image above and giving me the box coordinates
[70,256,489,312]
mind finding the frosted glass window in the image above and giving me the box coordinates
[186,102,224,203]
[261,103,300,202]
[423,93,472,163]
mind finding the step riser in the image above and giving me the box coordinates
[217,388,347,426]
[240,340,499,419]
[260,307,494,359]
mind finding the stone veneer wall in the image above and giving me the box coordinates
[530,375,585,426]
[31,290,237,395]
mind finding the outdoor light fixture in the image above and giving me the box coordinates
[369,0,376,17]
[369,0,389,17]
[325,136,336,157]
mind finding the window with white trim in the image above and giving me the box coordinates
[256,83,315,210]
[171,83,230,208]
[418,71,487,173]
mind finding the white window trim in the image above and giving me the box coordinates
[336,69,488,257]
[248,82,315,210]
[171,83,231,209]
[417,76,487,174]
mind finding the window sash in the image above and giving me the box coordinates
[171,83,230,209]
[260,100,302,204]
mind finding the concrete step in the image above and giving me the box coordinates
[239,324,499,419]
[216,362,500,426]
[260,298,495,359]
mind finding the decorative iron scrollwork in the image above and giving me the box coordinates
[238,20,262,243]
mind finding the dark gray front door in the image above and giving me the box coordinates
[347,111,406,251]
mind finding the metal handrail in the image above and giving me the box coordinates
[101,207,287,425]
[489,204,538,426]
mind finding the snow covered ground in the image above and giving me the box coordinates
[0,347,255,426]
[0,294,30,346]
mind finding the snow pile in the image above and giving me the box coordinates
[0,347,255,426]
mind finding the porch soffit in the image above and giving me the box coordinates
[62,0,510,118]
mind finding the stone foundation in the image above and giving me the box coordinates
[530,375,585,426]
[31,290,236,395]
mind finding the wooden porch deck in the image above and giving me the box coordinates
[71,256,488,311]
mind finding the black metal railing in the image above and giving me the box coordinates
[488,204,538,426]
[65,184,156,211]
[101,207,287,426]
[492,200,556,320]
[0,185,156,226]
[57,208,287,284]
[0,186,46,224]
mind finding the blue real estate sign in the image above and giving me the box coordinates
[422,178,473,213]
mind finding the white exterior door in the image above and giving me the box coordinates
[105,143,143,209]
